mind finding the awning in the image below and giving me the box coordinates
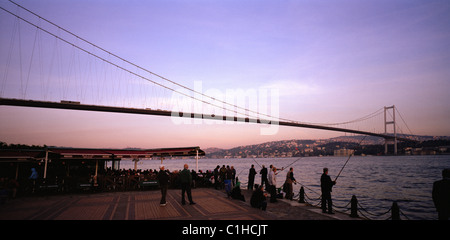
[0,149,47,163]
[48,146,205,160]
[1,146,205,178]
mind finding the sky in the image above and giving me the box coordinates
[1,0,449,149]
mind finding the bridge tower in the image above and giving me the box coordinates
[384,105,397,155]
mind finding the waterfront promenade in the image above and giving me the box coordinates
[0,188,358,220]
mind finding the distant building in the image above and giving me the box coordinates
[334,149,355,157]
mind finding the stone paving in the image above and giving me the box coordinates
[0,188,359,220]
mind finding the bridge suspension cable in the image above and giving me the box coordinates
[4,0,285,122]
[395,107,414,136]
[0,1,412,137]
[305,107,385,127]
[0,4,259,120]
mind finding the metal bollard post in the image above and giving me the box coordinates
[391,201,400,220]
[298,186,305,203]
[350,195,359,218]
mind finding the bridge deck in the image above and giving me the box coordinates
[0,97,415,141]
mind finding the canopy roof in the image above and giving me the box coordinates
[1,146,205,162]
[0,149,47,162]
[49,146,205,160]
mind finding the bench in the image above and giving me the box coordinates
[139,180,159,190]
[39,184,61,193]
[77,183,92,191]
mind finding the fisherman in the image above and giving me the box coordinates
[248,164,257,190]
[268,167,278,203]
[320,168,336,214]
[180,164,195,205]
[284,167,297,200]
[157,165,170,206]
[432,169,450,220]
[231,166,236,187]
[260,165,268,190]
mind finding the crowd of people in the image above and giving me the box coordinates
[99,167,216,191]
[0,165,217,200]
[248,164,299,211]
[105,163,450,220]
[2,161,449,220]
[247,164,341,215]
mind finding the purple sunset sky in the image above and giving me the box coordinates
[1,0,449,149]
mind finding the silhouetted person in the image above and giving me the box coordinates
[250,185,267,211]
[230,181,245,202]
[284,167,297,200]
[230,166,236,187]
[157,165,169,206]
[321,168,336,214]
[225,165,233,196]
[260,165,268,189]
[29,167,39,193]
[213,165,220,189]
[268,167,278,203]
[432,169,450,220]
[248,165,256,190]
[180,164,195,205]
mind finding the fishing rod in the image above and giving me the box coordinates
[251,157,262,168]
[334,135,367,181]
[235,167,247,179]
[279,156,303,172]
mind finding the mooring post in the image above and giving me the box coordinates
[391,201,400,220]
[298,186,305,203]
[350,195,359,218]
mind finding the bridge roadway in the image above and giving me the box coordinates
[0,97,413,142]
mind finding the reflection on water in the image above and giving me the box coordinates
[120,155,450,220]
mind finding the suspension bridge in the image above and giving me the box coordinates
[0,1,416,154]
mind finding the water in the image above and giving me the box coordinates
[119,155,450,220]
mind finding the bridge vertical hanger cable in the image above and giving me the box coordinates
[36,19,48,101]
[6,0,280,122]
[1,12,19,97]
[395,107,414,137]
[2,1,403,134]
[17,13,24,99]
[24,25,39,99]
[1,4,263,121]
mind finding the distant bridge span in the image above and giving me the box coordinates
[0,98,414,142]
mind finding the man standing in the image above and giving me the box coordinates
[230,166,236,187]
[224,165,233,196]
[29,167,39,193]
[321,168,336,214]
[180,164,195,205]
[285,167,297,200]
[213,165,220,189]
[157,165,169,206]
[268,167,278,203]
[248,165,257,190]
[260,165,268,190]
[432,169,450,220]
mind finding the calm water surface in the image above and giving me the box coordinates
[120,155,450,220]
